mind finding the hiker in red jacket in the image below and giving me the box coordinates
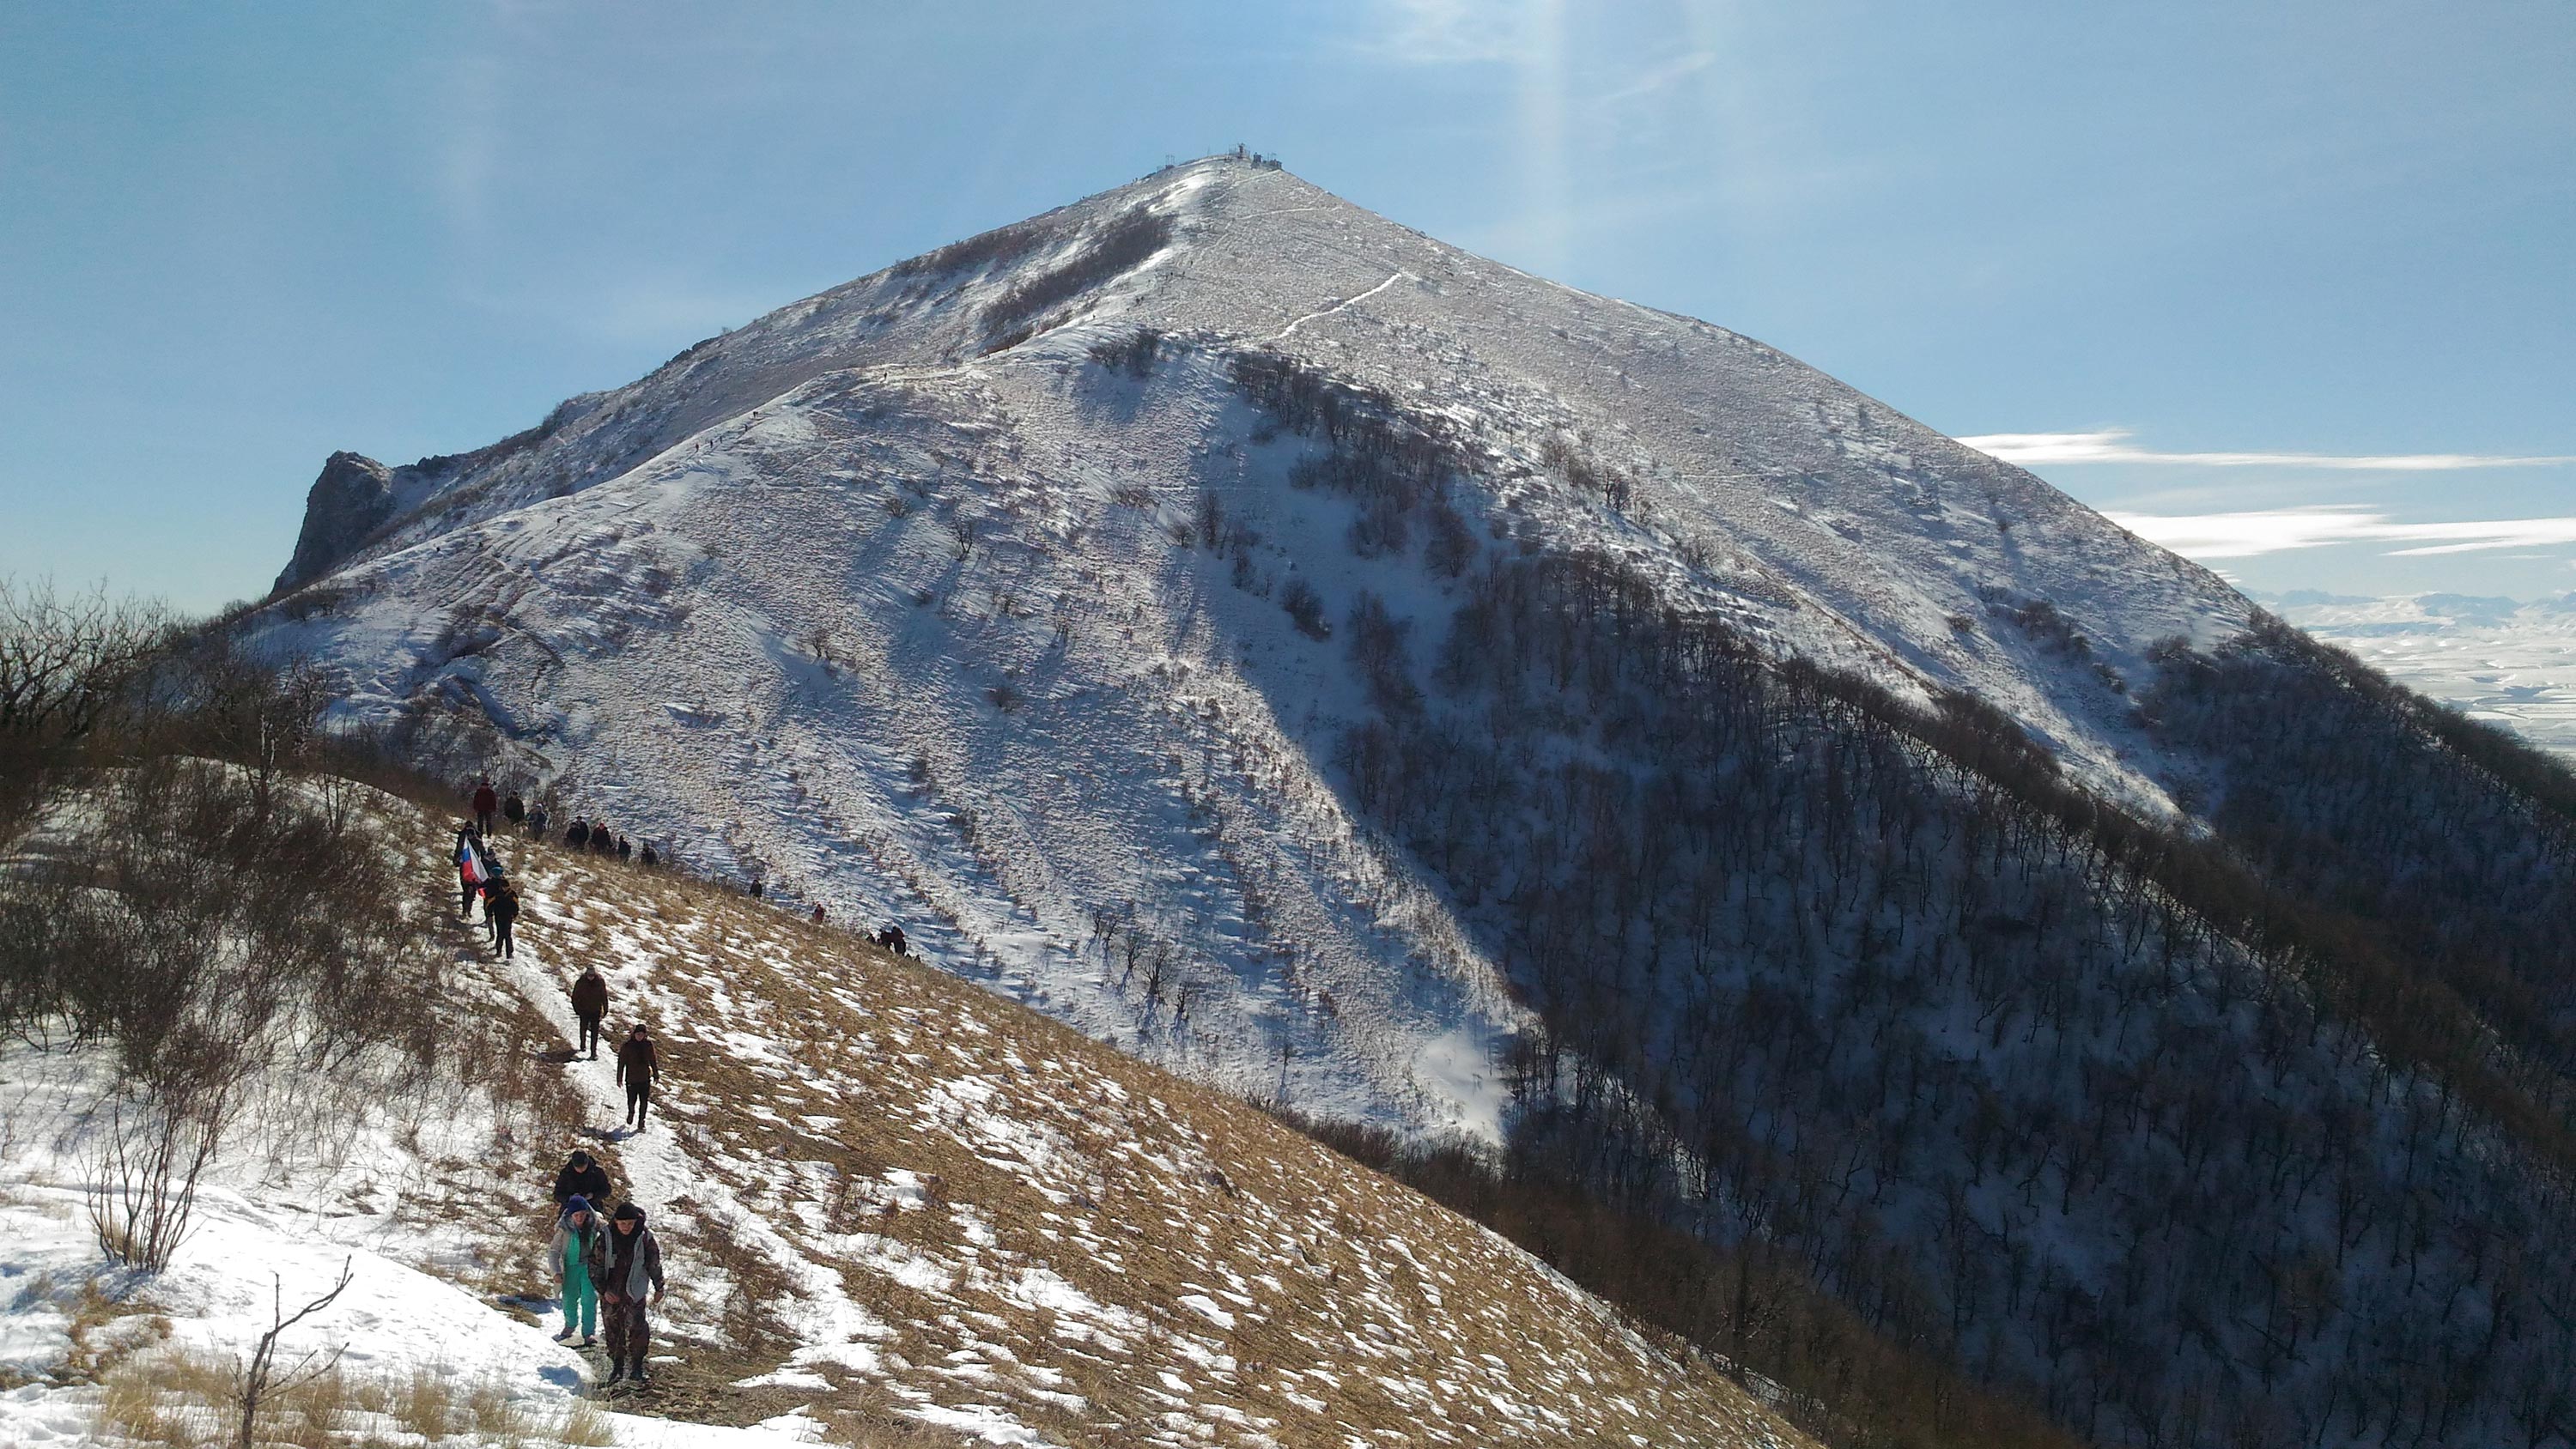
[472,779,498,835]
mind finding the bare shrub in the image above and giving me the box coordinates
[0,579,168,834]
[1280,578,1331,640]
[232,1260,353,1449]
[1345,592,1419,713]
[86,1092,230,1273]
[63,758,446,1083]
[1087,326,1164,378]
[1540,433,1634,512]
[890,217,1055,280]
[981,209,1174,349]
[1423,496,1479,578]
[1348,492,1410,557]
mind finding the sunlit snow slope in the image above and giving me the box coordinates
[252,155,2251,1135]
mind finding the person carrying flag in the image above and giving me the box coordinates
[454,827,489,919]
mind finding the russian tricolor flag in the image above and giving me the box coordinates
[459,836,491,886]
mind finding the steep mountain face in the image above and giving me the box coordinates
[252,156,2576,1448]
[252,155,2243,1126]
[275,450,398,591]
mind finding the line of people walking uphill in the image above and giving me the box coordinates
[541,958,667,1389]
[567,963,658,1131]
[449,791,675,1394]
[473,775,663,868]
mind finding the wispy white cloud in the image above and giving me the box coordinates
[2107,506,2576,559]
[1357,0,1546,64]
[1599,50,1721,106]
[1965,428,2574,471]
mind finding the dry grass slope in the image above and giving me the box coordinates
[459,817,1814,1449]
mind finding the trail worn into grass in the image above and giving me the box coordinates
[463,826,1809,1449]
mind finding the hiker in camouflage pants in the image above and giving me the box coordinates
[600,1201,666,1385]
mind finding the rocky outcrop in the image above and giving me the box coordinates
[273,451,398,594]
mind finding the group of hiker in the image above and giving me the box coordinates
[547,1150,667,1387]
[454,823,521,959]
[467,778,914,960]
[472,779,661,868]
[452,773,950,1391]
[560,960,660,1131]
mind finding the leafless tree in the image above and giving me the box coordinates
[234,1258,355,1449]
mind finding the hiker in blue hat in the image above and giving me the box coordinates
[548,1195,605,1346]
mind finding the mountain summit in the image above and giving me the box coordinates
[253,156,2576,1449]
[259,153,2239,1128]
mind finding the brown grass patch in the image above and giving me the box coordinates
[371,813,1815,1448]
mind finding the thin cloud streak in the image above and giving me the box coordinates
[1355,0,1545,65]
[1966,428,2575,471]
[2107,506,2576,560]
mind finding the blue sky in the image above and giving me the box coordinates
[2,0,2569,613]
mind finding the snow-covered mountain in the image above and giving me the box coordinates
[227,155,2576,1449]
[2257,589,2576,755]
[252,153,2246,1138]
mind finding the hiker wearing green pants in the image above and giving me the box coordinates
[549,1196,605,1346]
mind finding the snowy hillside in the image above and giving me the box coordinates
[250,153,2251,1140]
[155,155,2576,1448]
[1,777,1810,1449]
[2258,590,2576,755]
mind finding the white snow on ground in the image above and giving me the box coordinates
[249,153,2254,1147]
[0,785,1811,1448]
[0,1042,807,1447]
[2263,590,2576,756]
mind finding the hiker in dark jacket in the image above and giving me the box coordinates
[550,1195,605,1346]
[639,841,659,868]
[599,1201,666,1385]
[487,879,520,959]
[570,966,610,1059]
[617,834,632,863]
[472,780,498,835]
[568,820,590,850]
[875,924,907,956]
[503,792,526,828]
[528,803,550,838]
[617,1025,658,1131]
[551,1150,611,1211]
[591,822,614,855]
